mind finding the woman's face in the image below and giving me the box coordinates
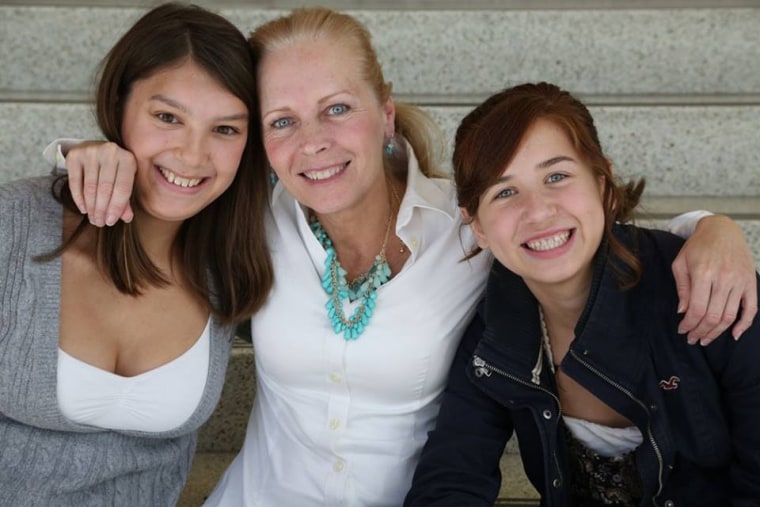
[257,37,395,218]
[468,118,606,295]
[121,59,249,224]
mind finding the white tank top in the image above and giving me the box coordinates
[563,415,643,458]
[57,319,210,432]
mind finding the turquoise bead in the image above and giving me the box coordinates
[310,216,392,341]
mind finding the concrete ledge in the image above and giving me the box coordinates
[428,105,760,197]
[197,342,255,453]
[4,1,758,8]
[642,219,760,268]
[3,102,759,199]
[180,451,540,506]
[2,6,758,96]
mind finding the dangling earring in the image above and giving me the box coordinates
[384,137,395,156]
[268,165,278,186]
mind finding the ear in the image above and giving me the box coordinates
[382,96,396,138]
[460,207,490,250]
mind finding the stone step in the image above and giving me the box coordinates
[3,5,759,97]
[3,102,760,201]
[179,451,540,506]
[2,4,759,202]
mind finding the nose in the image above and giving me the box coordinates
[521,189,557,223]
[178,130,210,169]
[299,120,329,156]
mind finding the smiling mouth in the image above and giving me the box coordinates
[301,162,349,181]
[524,230,572,251]
[158,167,203,188]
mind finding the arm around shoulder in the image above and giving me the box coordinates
[405,312,515,506]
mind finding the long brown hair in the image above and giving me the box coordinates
[48,3,274,322]
[249,7,446,182]
[454,82,645,288]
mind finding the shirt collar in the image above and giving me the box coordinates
[397,142,458,227]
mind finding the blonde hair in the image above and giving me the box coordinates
[249,7,445,180]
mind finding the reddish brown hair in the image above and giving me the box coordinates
[454,82,645,287]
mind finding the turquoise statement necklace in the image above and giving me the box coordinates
[310,214,393,340]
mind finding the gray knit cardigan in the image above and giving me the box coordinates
[0,176,234,506]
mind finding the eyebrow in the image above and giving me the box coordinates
[261,89,352,118]
[150,94,248,122]
[538,155,574,168]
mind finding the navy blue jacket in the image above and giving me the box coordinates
[406,225,760,506]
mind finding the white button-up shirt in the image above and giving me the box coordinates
[205,153,491,506]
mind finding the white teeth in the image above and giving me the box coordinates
[159,167,202,188]
[302,164,345,181]
[526,231,570,252]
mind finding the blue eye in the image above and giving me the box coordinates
[327,104,349,116]
[494,187,516,200]
[547,173,567,183]
[271,118,292,129]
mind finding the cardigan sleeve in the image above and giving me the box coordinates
[404,312,515,506]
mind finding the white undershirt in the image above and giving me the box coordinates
[564,415,644,457]
[57,319,210,432]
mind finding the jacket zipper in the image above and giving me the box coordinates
[472,355,564,499]
[569,349,664,506]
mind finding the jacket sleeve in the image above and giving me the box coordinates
[404,311,516,506]
[710,273,760,505]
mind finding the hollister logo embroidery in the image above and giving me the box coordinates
[658,376,681,390]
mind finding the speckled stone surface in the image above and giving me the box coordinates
[2,7,759,96]
[643,218,760,269]
[4,102,757,198]
[427,105,760,196]
[196,343,255,452]
[0,103,102,183]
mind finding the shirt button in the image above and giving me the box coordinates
[329,419,341,430]
[410,238,419,248]
[543,409,552,419]
[552,478,561,488]
[329,373,341,383]
[664,501,674,507]
[334,459,345,472]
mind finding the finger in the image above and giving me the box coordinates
[671,257,691,314]
[66,158,87,214]
[688,282,730,345]
[92,143,131,226]
[697,287,740,346]
[92,168,117,228]
[120,203,135,224]
[731,281,759,340]
[105,157,136,226]
[81,155,102,222]
[678,275,711,344]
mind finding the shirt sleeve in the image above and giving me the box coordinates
[666,210,714,238]
[42,138,84,172]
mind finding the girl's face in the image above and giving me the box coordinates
[257,37,395,218]
[468,118,606,295]
[121,59,249,225]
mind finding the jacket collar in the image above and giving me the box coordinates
[474,226,649,388]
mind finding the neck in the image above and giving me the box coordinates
[527,270,593,333]
[131,210,183,273]
[313,179,400,280]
